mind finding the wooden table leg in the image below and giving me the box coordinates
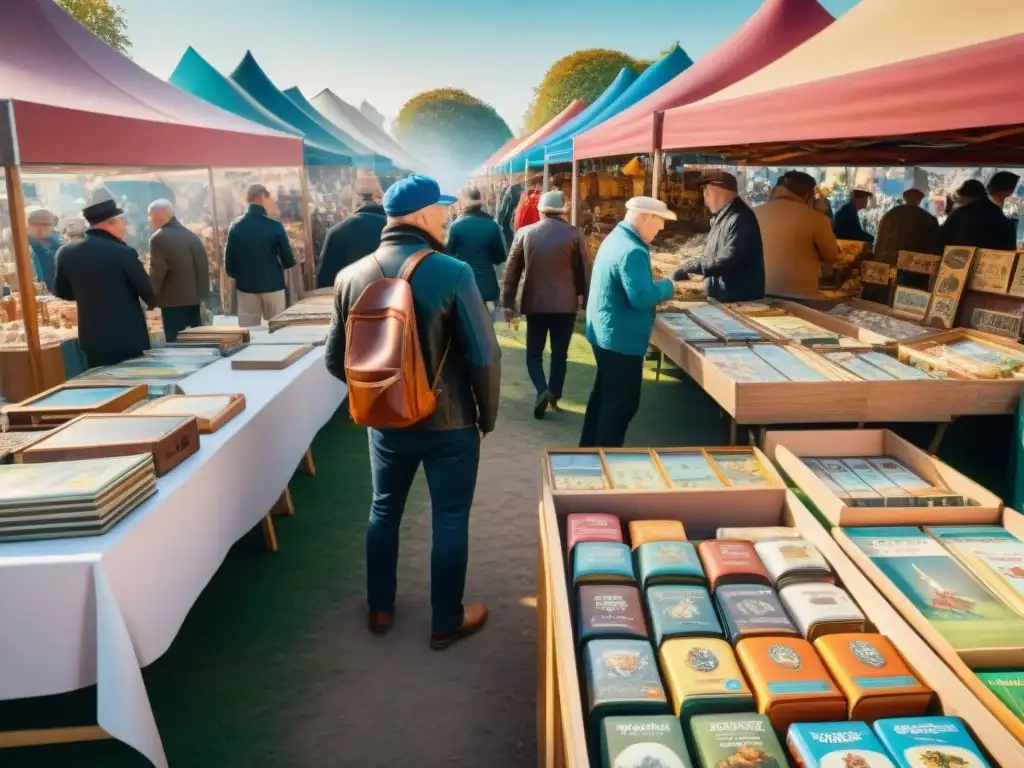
[728,418,738,446]
[655,349,664,382]
[271,488,295,517]
[262,514,279,552]
[298,448,316,477]
[0,725,109,749]
[928,421,951,454]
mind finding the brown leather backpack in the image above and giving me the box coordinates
[344,249,449,428]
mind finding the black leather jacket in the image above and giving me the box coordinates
[324,224,502,432]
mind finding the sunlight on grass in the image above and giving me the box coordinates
[519,595,538,609]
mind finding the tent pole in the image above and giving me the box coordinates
[4,164,43,394]
[543,157,550,194]
[208,167,233,316]
[571,159,580,228]
[652,150,663,199]
[300,167,316,292]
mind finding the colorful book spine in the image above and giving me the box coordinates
[840,458,915,507]
[814,459,884,506]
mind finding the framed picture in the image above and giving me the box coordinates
[968,249,1016,294]
[133,394,246,433]
[548,452,607,491]
[891,286,931,320]
[603,452,668,490]
[969,308,1023,339]
[896,251,941,276]
[1005,252,1024,298]
[4,383,149,430]
[230,344,312,371]
[860,260,890,286]
[702,346,788,383]
[924,246,976,329]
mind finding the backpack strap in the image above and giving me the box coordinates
[398,248,435,282]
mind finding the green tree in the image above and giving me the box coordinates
[523,49,650,134]
[57,0,131,56]
[395,89,512,184]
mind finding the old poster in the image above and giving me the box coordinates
[891,286,930,320]
[967,249,1016,294]
[923,246,976,329]
[860,260,890,286]
[896,250,941,276]
[970,308,1023,339]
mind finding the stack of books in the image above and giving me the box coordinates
[175,326,249,353]
[0,454,156,541]
[804,456,972,507]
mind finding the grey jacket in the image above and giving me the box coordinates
[502,214,590,314]
[149,218,210,307]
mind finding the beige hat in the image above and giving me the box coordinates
[538,190,568,214]
[625,196,677,221]
[26,207,55,226]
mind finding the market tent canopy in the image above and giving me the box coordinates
[308,88,428,174]
[574,0,834,159]
[469,136,523,177]
[541,45,694,165]
[0,0,302,167]
[230,51,380,168]
[659,32,1024,165]
[492,100,588,171]
[506,67,639,174]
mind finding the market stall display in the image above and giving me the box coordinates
[0,431,46,463]
[16,413,200,476]
[536,447,1024,767]
[229,344,312,371]
[133,394,245,433]
[261,325,330,346]
[267,301,334,331]
[0,454,156,541]
[3,382,148,430]
[174,325,249,353]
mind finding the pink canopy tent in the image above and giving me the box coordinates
[0,0,301,167]
[658,33,1024,166]
[574,0,834,160]
[493,100,588,170]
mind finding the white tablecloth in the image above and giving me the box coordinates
[0,348,346,767]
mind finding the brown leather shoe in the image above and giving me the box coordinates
[368,610,394,635]
[430,603,488,650]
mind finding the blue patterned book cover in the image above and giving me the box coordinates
[873,716,992,768]
[645,585,722,646]
[637,541,704,588]
[573,542,636,587]
[787,721,896,768]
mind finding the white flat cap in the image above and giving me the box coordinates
[626,196,677,221]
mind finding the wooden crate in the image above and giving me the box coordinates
[4,382,148,430]
[0,343,67,402]
[536,464,1024,767]
[764,429,1002,527]
[833,508,1024,743]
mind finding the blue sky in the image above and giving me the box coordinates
[118,0,860,132]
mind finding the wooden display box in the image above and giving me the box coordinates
[132,394,245,434]
[15,413,200,476]
[833,507,1024,743]
[764,429,1001,527]
[230,344,312,371]
[761,299,898,346]
[0,343,67,402]
[4,382,148,430]
[536,465,1024,767]
[652,319,867,424]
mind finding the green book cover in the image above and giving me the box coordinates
[601,715,694,768]
[844,526,1024,651]
[638,541,705,589]
[976,670,1024,723]
[688,714,786,768]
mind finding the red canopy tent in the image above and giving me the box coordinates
[659,33,1024,166]
[574,0,834,160]
[0,0,301,167]
[493,100,588,170]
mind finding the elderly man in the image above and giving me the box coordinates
[317,190,387,288]
[54,199,158,368]
[447,186,507,312]
[324,175,501,650]
[581,197,676,448]
[224,184,296,327]
[833,189,875,244]
[503,190,589,418]
[672,170,765,301]
[942,178,1017,250]
[26,208,61,292]
[147,200,210,342]
[755,171,838,296]
[874,188,941,265]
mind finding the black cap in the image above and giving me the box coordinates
[696,169,738,192]
[851,189,873,200]
[82,199,124,226]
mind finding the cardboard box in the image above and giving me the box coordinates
[536,463,1024,767]
[764,429,1001,527]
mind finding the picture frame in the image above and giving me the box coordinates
[860,260,890,286]
[924,246,976,329]
[896,250,942,276]
[4,382,149,430]
[230,344,313,371]
[1005,252,1024,298]
[891,286,931,320]
[969,308,1023,340]
[132,394,246,434]
[968,249,1016,294]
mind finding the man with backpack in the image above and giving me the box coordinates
[324,174,502,650]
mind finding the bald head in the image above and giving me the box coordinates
[148,199,174,230]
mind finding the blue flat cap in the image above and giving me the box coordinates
[383,174,457,217]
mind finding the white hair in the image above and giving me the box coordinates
[624,209,649,227]
[148,199,174,215]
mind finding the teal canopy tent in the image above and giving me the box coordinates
[169,47,350,167]
[502,68,639,175]
[230,51,380,169]
[537,45,694,166]
[284,87,395,173]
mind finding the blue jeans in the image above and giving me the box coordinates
[367,426,481,633]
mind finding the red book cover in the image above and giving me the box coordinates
[566,513,623,553]
[697,540,772,591]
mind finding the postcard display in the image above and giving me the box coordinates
[764,429,1024,749]
[536,447,1024,767]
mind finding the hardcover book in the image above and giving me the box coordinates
[688,714,787,768]
[600,715,694,768]
[976,671,1024,722]
[702,347,789,383]
[873,716,992,768]
[813,459,885,506]
[802,459,855,503]
[754,539,832,589]
[656,452,724,489]
[859,351,935,381]
[751,344,830,382]
[925,525,1024,617]
[697,541,773,591]
[550,453,607,491]
[708,452,773,487]
[866,458,966,507]
[843,527,1024,652]
[715,584,799,643]
[787,721,896,768]
[574,542,636,587]
[606,452,668,490]
[748,315,840,346]
[824,351,899,381]
[736,636,847,732]
[629,520,687,549]
[778,583,866,641]
[646,586,723,646]
[687,305,765,342]
[584,639,670,727]
[661,313,717,343]
[577,585,648,646]
[814,633,932,721]
[638,542,705,589]
[716,527,803,543]
[566,513,623,553]
[658,637,754,719]
[840,458,916,507]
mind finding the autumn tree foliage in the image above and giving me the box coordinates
[57,0,131,56]
[523,49,650,134]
